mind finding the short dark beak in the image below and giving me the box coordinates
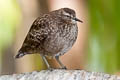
[74,18,83,23]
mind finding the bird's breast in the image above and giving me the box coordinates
[43,23,78,56]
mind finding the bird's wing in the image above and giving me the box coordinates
[16,16,51,58]
[24,16,50,44]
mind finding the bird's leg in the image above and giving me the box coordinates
[55,56,67,69]
[41,55,53,70]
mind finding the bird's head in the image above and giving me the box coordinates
[59,8,83,23]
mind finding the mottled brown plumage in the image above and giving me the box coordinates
[15,8,83,69]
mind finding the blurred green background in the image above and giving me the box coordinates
[0,0,21,74]
[88,0,120,73]
[0,0,120,75]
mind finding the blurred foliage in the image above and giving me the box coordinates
[31,54,47,70]
[87,0,120,73]
[0,0,21,68]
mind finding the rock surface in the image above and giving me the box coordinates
[0,70,120,80]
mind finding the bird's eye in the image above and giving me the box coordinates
[65,15,70,18]
[66,15,69,17]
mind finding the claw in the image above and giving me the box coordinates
[48,68,54,71]
[61,66,67,69]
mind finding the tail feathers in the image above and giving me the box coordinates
[15,51,26,59]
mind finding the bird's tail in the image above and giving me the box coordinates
[15,51,26,59]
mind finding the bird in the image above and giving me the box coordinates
[15,8,83,69]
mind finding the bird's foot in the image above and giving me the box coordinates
[48,66,67,71]
[61,66,67,69]
[75,68,82,70]
[48,67,54,71]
